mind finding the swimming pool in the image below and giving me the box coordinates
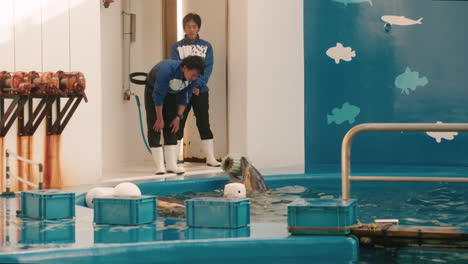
[0,165,467,263]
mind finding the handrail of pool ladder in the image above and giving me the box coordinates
[3,149,44,194]
[341,123,468,201]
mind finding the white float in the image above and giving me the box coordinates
[224,183,247,199]
[85,187,115,208]
[113,182,142,197]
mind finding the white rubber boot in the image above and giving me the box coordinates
[164,145,185,174]
[177,140,184,164]
[202,139,221,167]
[151,147,166,175]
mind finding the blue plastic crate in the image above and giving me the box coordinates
[19,218,75,244]
[185,226,250,240]
[93,196,157,225]
[185,198,250,228]
[21,189,75,220]
[288,198,358,235]
[94,223,159,243]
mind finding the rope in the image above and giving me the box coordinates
[6,149,41,166]
[12,176,38,189]
[3,149,43,193]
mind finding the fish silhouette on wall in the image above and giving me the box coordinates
[426,121,458,143]
[395,67,429,95]
[326,43,356,64]
[327,102,361,125]
[332,0,373,6]
[381,15,423,26]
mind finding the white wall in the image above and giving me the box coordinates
[228,0,305,171]
[100,0,125,177]
[0,0,303,189]
[227,0,248,155]
[101,0,164,177]
[126,0,164,163]
[0,0,102,187]
[181,0,228,160]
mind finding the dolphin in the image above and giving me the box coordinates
[222,155,268,194]
[333,0,373,6]
[157,196,186,218]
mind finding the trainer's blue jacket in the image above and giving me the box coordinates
[170,35,213,93]
[149,60,197,107]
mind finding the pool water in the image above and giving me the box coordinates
[1,167,467,263]
[168,181,467,227]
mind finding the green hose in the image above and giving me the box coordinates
[134,95,151,153]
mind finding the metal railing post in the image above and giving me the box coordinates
[341,123,468,200]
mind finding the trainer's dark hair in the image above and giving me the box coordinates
[183,13,201,28]
[180,55,205,75]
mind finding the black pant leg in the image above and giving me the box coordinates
[144,85,162,148]
[192,91,214,140]
[176,97,192,140]
[162,94,179,146]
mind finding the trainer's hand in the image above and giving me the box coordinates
[153,119,164,132]
[193,87,200,96]
[170,117,180,133]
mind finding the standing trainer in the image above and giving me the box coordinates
[171,13,220,167]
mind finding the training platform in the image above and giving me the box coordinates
[352,224,468,249]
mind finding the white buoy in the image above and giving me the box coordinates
[114,182,142,197]
[224,183,246,199]
[85,187,114,208]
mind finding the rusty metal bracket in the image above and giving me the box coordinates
[0,95,28,137]
[18,96,56,136]
[47,95,83,135]
[0,94,84,137]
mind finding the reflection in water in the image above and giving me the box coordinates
[185,226,250,240]
[20,218,75,244]
[94,223,159,244]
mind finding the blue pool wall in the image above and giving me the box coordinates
[304,0,468,172]
[0,236,359,264]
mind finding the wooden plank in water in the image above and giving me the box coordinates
[352,225,468,249]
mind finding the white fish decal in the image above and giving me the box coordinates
[326,43,356,64]
[426,122,458,143]
[333,0,373,6]
[381,15,423,26]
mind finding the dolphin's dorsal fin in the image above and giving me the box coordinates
[336,43,343,47]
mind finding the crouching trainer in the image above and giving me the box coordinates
[145,55,206,175]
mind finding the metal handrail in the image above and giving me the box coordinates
[2,149,43,195]
[342,123,468,200]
